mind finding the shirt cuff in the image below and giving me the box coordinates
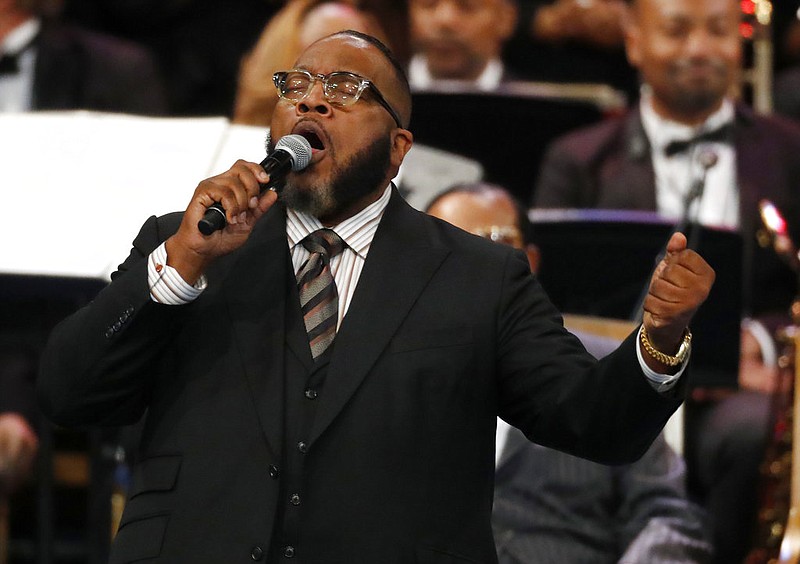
[635,326,689,393]
[148,242,207,305]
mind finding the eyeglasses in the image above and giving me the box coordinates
[273,69,403,128]
[472,225,523,249]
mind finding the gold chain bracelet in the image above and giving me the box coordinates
[640,326,692,367]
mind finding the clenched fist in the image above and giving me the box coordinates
[642,232,715,369]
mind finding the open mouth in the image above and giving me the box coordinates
[293,122,327,152]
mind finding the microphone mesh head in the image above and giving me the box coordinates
[275,134,312,171]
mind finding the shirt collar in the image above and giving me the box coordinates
[408,54,504,91]
[639,86,735,154]
[2,18,40,56]
[286,184,392,259]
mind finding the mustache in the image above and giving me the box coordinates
[671,58,728,74]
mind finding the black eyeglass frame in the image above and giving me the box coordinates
[273,69,404,129]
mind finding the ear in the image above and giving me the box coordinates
[498,0,520,42]
[525,243,541,275]
[390,128,414,170]
[623,7,642,68]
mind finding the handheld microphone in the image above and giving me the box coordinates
[197,134,313,235]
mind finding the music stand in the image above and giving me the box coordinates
[528,209,742,388]
[409,85,616,204]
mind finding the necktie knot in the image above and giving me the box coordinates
[0,52,20,76]
[301,229,345,261]
[664,123,733,157]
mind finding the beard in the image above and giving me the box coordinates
[273,134,392,221]
[665,58,731,117]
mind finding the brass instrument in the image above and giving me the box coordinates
[747,201,800,563]
[741,0,774,114]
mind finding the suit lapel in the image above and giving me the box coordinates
[221,205,291,460]
[308,189,450,445]
[609,110,658,210]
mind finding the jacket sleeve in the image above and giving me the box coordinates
[495,248,685,465]
[37,213,184,428]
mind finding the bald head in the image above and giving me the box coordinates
[323,30,413,129]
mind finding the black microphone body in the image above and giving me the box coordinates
[197,135,312,235]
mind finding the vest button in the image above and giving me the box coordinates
[304,388,318,400]
[250,546,264,560]
[283,545,295,558]
[290,493,301,506]
[268,465,279,479]
[297,441,308,454]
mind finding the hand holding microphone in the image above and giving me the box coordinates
[164,134,312,285]
[198,134,312,235]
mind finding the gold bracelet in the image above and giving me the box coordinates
[640,326,692,367]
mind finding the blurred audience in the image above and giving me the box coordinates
[532,0,800,561]
[0,0,166,114]
[408,0,519,90]
[427,182,713,564]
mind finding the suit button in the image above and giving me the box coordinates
[290,493,300,506]
[104,328,114,339]
[112,321,122,331]
[250,546,264,561]
[120,312,129,322]
[297,441,308,454]
[283,545,295,558]
[304,388,318,400]
[268,465,279,479]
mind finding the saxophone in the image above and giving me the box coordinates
[746,200,800,564]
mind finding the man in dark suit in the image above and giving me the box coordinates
[427,182,713,564]
[0,0,166,114]
[38,30,714,563]
[533,0,800,561]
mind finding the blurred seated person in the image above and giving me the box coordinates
[233,0,484,210]
[0,0,166,114]
[59,0,276,117]
[532,0,800,560]
[426,182,713,564]
[408,0,519,90]
[505,0,638,99]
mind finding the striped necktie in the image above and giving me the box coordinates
[296,229,346,361]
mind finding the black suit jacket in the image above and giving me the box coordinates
[31,20,167,115]
[38,189,682,563]
[533,104,800,316]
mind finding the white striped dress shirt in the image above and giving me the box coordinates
[147,185,392,325]
[285,185,391,330]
